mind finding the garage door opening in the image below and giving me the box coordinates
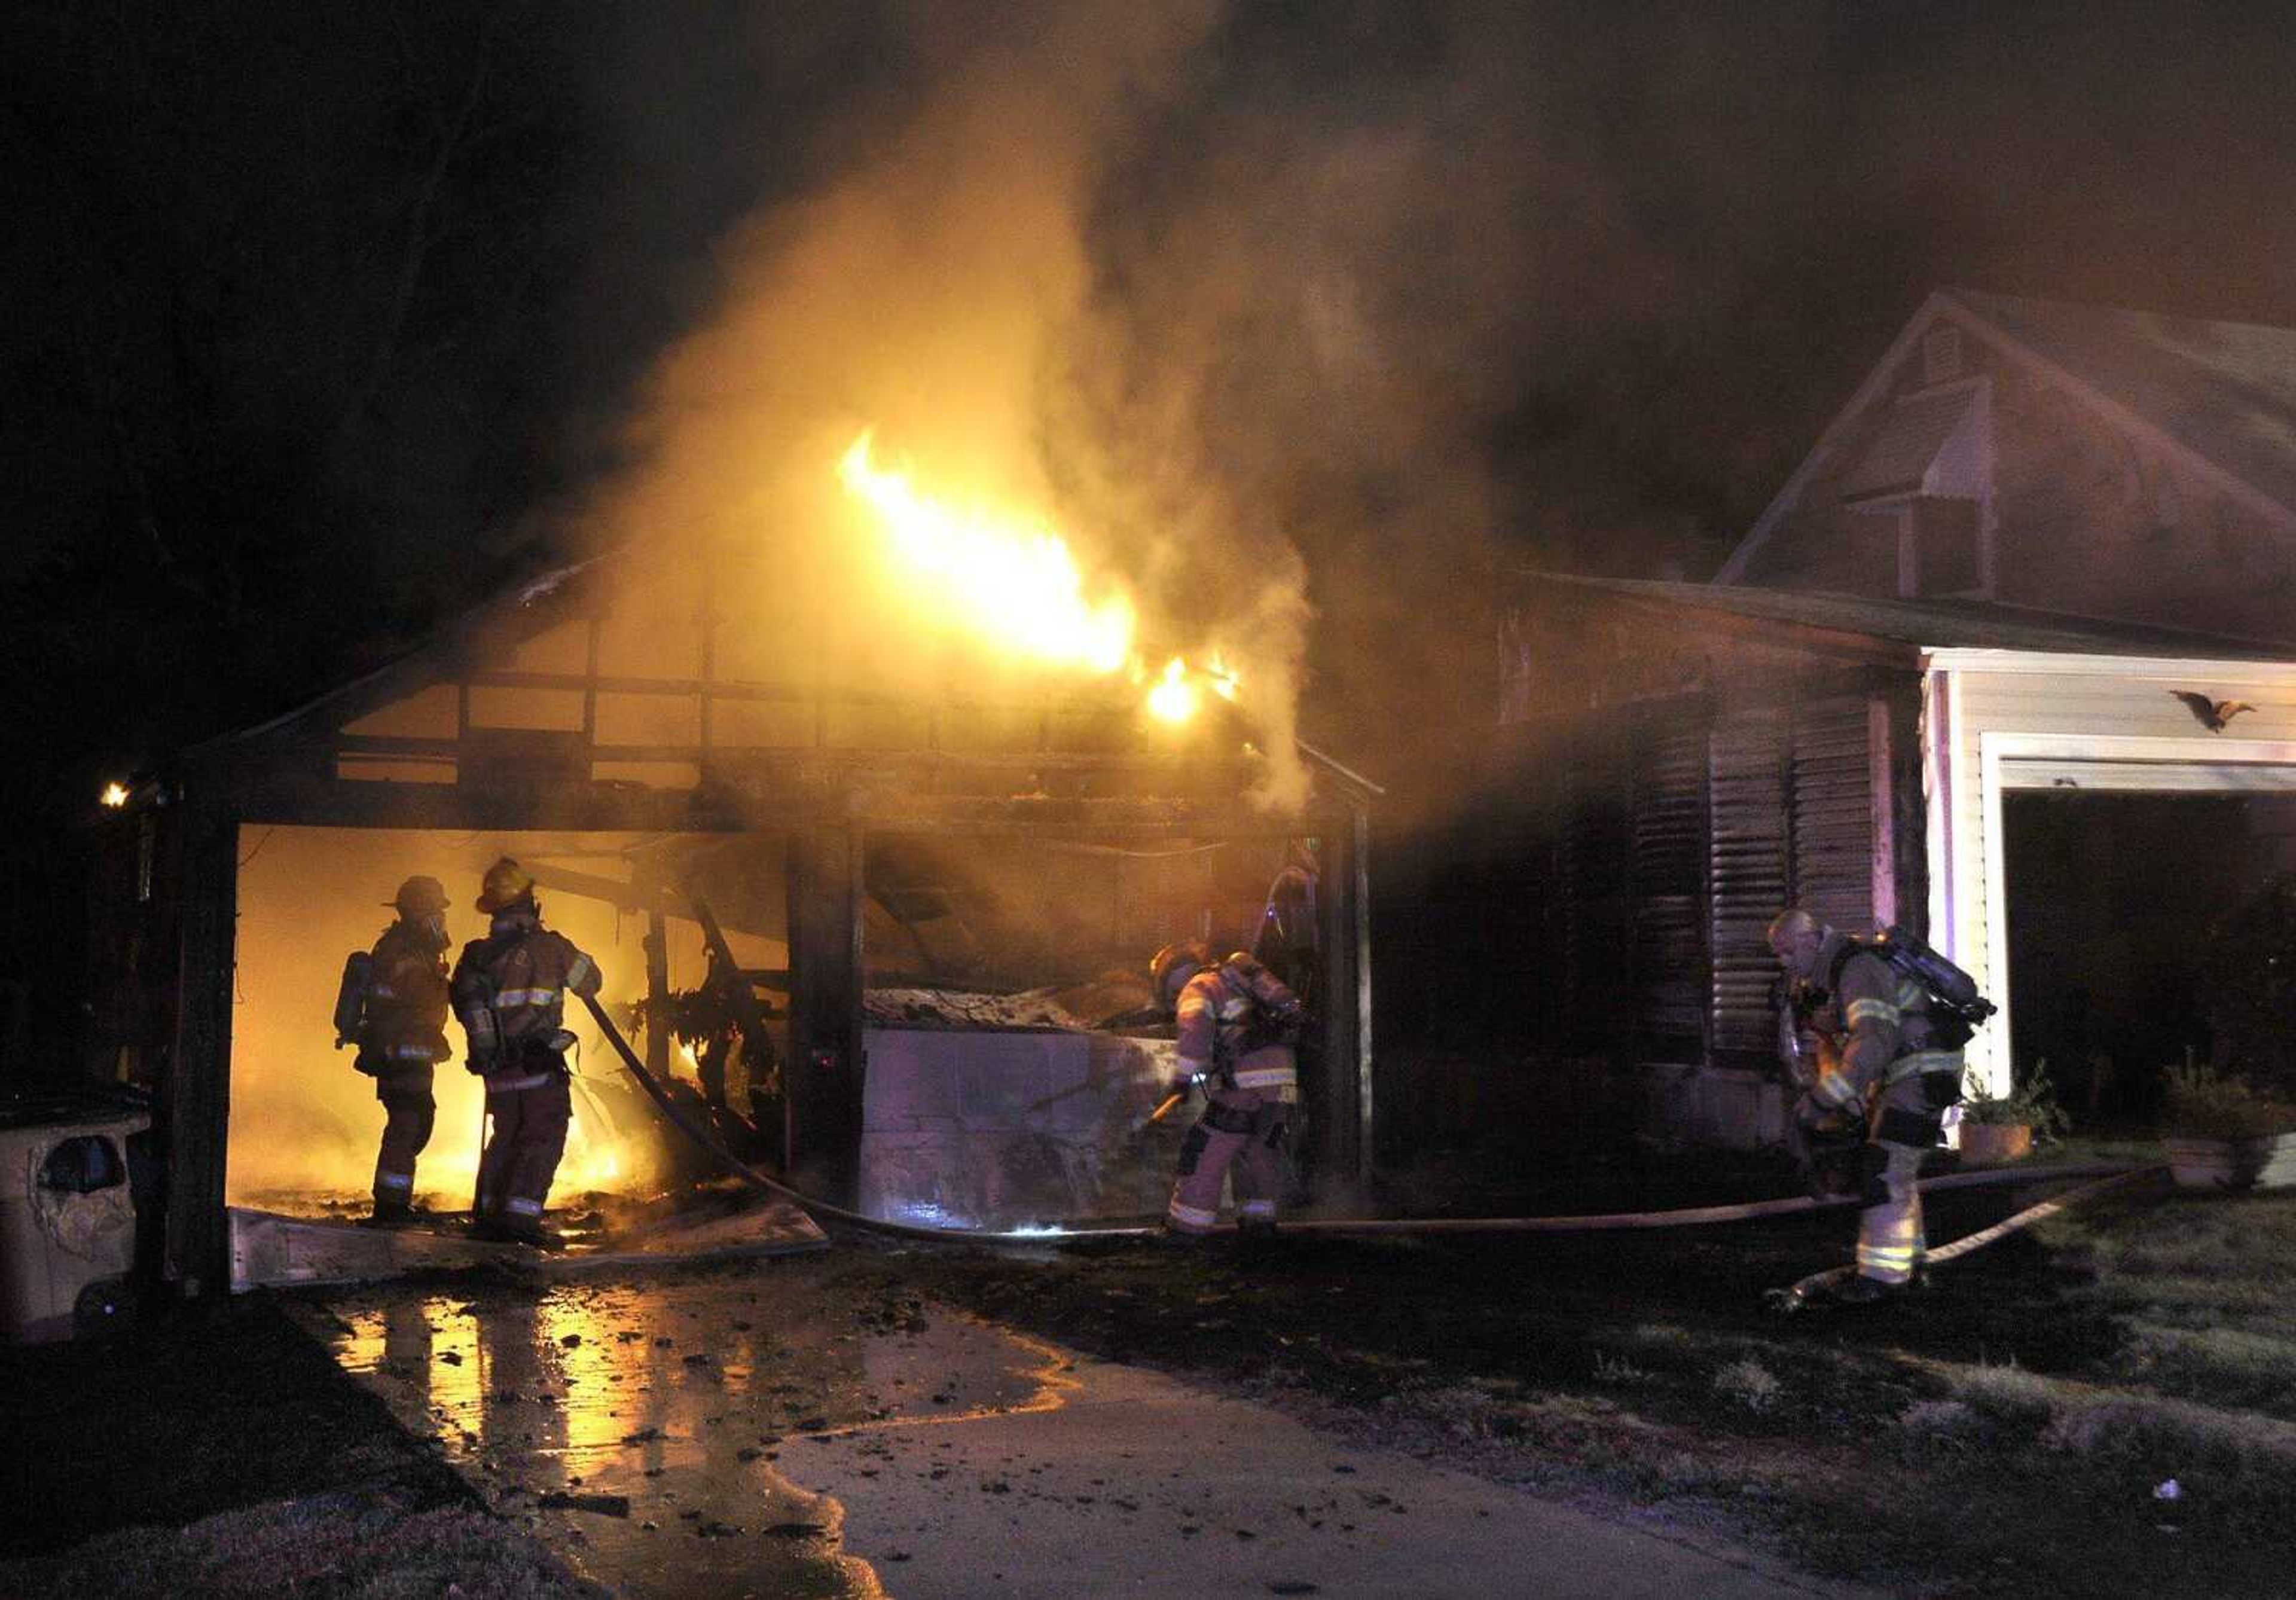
[228,826,786,1218]
[228,822,1333,1235]
[2003,791,2296,1128]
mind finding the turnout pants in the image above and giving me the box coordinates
[1856,1058,1964,1285]
[477,1068,572,1228]
[373,1065,436,1208]
[1167,1085,1293,1233]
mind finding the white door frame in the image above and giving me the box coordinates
[1975,731,2296,1094]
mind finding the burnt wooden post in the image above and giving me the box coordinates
[644,902,671,1081]
[166,777,239,1297]
[1314,806,1373,1194]
[786,823,865,1204]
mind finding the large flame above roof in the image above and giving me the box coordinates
[838,429,1244,727]
[838,430,1136,676]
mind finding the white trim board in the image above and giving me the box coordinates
[1925,648,2296,683]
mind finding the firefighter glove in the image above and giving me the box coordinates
[1794,1092,1861,1147]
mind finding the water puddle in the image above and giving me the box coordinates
[304,1268,1067,1598]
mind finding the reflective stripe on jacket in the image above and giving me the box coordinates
[1809,940,1963,1113]
[451,912,602,1065]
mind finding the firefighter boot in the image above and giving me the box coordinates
[1809,1268,1929,1310]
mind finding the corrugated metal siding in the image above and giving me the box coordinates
[1632,725,1708,1049]
[1708,709,1790,1054]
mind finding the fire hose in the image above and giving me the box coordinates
[1760,1165,2158,1312]
[579,993,2156,1254]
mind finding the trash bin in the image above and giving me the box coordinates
[0,1092,149,1343]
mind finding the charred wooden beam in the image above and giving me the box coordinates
[166,774,239,1297]
[785,825,864,1205]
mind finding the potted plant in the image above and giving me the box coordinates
[1957,1059,2071,1164]
[2160,1058,2296,1190]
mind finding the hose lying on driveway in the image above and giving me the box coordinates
[580,993,2155,1248]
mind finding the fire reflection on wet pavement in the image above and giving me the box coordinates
[298,1263,1070,1598]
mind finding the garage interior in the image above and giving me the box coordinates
[2004,788,2296,1126]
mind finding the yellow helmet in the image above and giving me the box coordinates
[474,857,536,914]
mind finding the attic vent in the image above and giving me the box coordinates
[1923,323,1962,384]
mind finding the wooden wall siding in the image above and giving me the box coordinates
[1708,709,1791,1056]
[1631,724,1708,1052]
[1559,733,1633,1045]
[1791,696,1881,934]
[1555,688,1893,1088]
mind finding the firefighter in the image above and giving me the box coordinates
[1251,837,1321,1008]
[1769,908,1966,1305]
[1153,940,1303,1239]
[451,858,602,1248]
[358,875,454,1226]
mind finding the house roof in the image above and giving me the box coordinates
[1950,289,2296,521]
[1525,573,2296,662]
[1718,287,2296,583]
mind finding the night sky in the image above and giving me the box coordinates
[9,1,2296,1028]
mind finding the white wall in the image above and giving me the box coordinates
[1924,651,2296,1094]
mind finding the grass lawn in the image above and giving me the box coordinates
[896,1167,2296,1598]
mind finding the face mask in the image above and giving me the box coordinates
[422,912,448,944]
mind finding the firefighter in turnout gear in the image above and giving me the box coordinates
[451,859,602,1247]
[1153,941,1304,1238]
[356,876,454,1225]
[1769,908,1966,1305]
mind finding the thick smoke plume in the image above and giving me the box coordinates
[595,2,2296,822]
[587,4,1343,805]
[587,4,1752,819]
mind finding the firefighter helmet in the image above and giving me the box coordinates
[474,857,536,914]
[1150,940,1212,1009]
[386,875,450,917]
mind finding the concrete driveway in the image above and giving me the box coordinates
[300,1262,1871,1599]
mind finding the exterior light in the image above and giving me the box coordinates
[99,781,130,809]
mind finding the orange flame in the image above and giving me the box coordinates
[1145,657,1196,723]
[838,430,1135,674]
[1143,654,1242,725]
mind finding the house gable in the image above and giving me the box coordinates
[1717,291,2296,643]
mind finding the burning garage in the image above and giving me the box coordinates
[81,439,1374,1303]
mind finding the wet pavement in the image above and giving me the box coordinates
[299,1259,1869,1599]
[298,1266,1046,1598]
